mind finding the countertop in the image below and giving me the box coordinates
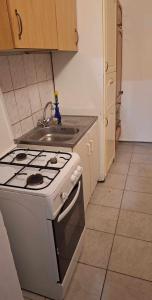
[16,115,98,148]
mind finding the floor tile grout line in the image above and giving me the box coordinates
[100,150,133,300]
[114,233,152,245]
[85,226,114,236]
[108,269,152,284]
[89,202,152,218]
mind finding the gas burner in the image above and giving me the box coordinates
[49,157,58,164]
[27,174,44,186]
[16,153,27,161]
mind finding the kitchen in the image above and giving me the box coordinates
[0,1,152,300]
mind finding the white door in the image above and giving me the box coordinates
[104,0,117,73]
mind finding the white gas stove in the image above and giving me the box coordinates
[0,148,83,219]
[0,147,85,300]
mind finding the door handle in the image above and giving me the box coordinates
[57,181,81,223]
[86,143,91,156]
[90,140,94,153]
[75,29,79,46]
[105,118,109,127]
[105,62,109,72]
[108,79,114,85]
[15,9,23,40]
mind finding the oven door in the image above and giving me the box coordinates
[52,176,85,283]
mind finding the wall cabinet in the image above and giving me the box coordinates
[74,121,99,210]
[55,0,78,51]
[0,0,78,51]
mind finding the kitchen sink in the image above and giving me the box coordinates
[16,126,80,145]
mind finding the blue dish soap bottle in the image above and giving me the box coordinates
[54,91,62,125]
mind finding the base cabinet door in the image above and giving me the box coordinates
[73,121,99,210]
[88,121,100,195]
[74,134,91,211]
[105,105,115,174]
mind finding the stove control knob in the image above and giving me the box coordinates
[71,174,77,183]
[77,166,82,173]
[60,192,67,201]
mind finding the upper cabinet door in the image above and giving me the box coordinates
[104,0,117,73]
[55,0,78,51]
[0,0,13,50]
[7,0,58,49]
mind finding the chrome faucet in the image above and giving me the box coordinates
[37,101,54,127]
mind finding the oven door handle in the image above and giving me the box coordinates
[57,181,81,223]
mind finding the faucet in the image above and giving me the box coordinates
[37,101,54,127]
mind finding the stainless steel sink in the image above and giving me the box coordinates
[17,126,80,145]
[15,116,97,147]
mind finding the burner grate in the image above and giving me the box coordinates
[0,149,71,190]
[0,149,71,170]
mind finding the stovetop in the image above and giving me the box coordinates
[0,149,72,191]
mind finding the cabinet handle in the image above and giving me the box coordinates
[75,29,79,46]
[105,118,109,127]
[108,79,114,85]
[86,143,91,156]
[15,9,23,40]
[105,62,109,72]
[90,140,94,153]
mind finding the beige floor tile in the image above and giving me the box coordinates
[109,236,152,281]
[134,144,152,155]
[117,210,152,242]
[116,142,134,153]
[22,290,45,300]
[91,185,123,208]
[122,191,152,215]
[131,153,152,164]
[103,174,126,190]
[65,263,106,300]
[86,204,119,234]
[126,175,152,193]
[102,271,152,300]
[79,229,113,268]
[129,163,152,178]
[110,161,130,175]
[115,151,132,163]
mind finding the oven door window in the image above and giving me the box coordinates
[52,176,85,283]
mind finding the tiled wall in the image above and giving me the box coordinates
[0,53,54,139]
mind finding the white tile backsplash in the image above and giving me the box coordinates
[21,116,34,135]
[8,54,26,89]
[0,56,13,92]
[4,91,20,124]
[33,110,43,127]
[38,80,54,108]
[28,84,41,113]
[12,122,22,139]
[34,53,49,82]
[0,53,54,139]
[15,87,31,120]
[23,54,37,85]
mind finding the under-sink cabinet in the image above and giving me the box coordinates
[0,0,78,51]
[47,121,100,211]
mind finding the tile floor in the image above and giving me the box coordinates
[24,142,152,300]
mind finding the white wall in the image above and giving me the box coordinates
[53,0,103,117]
[120,0,152,142]
[53,0,105,179]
